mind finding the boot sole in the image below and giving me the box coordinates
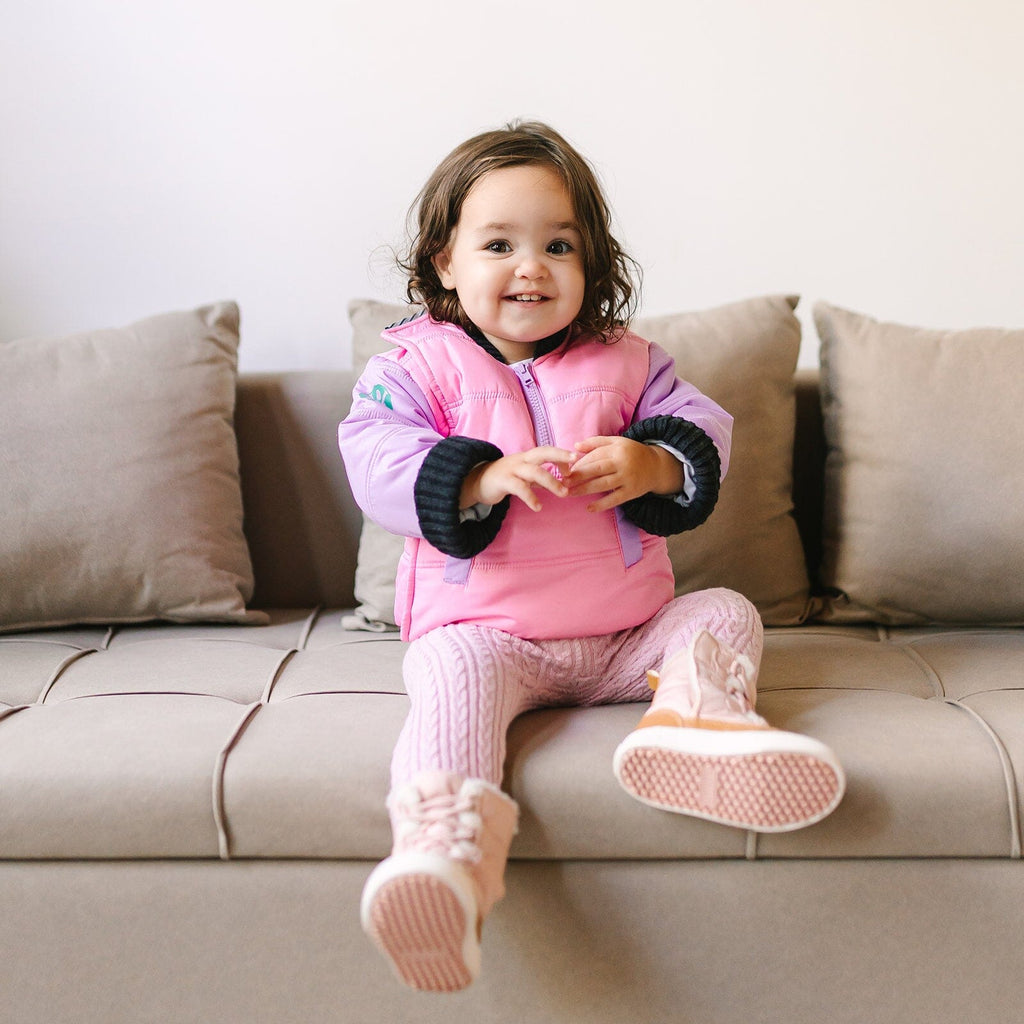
[613,726,845,833]
[360,852,479,992]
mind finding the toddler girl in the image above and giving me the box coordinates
[338,120,844,994]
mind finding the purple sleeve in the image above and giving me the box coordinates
[337,354,441,538]
[633,343,733,478]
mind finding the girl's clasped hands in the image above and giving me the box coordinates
[459,437,684,515]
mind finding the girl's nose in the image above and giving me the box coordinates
[515,253,547,280]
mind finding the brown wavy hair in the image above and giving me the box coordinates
[400,120,641,340]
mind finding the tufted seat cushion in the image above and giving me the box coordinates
[2,614,1021,862]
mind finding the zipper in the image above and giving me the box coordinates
[444,361,553,587]
[512,361,554,447]
[444,357,638,587]
[512,360,642,568]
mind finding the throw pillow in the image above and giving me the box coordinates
[814,301,1024,624]
[1,302,266,632]
[344,294,812,628]
[635,296,810,623]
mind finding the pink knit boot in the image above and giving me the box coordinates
[613,631,845,832]
[360,770,519,992]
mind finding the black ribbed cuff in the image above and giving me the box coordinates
[620,416,722,535]
[414,436,510,557]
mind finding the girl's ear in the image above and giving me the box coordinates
[432,248,456,290]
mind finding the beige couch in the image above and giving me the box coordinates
[2,298,1023,1024]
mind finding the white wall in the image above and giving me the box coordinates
[2,0,1022,370]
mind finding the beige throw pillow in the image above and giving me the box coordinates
[345,294,812,628]
[1,302,265,632]
[814,301,1024,624]
[636,297,810,623]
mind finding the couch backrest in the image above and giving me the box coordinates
[236,372,362,609]
[792,368,825,588]
[235,369,827,610]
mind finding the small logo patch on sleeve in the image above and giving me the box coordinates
[359,383,394,409]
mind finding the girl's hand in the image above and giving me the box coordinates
[568,436,684,513]
[460,446,578,513]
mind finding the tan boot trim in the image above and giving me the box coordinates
[636,707,684,729]
[636,710,773,732]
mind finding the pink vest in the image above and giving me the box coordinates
[389,317,675,642]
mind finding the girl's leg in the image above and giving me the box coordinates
[364,624,556,993]
[612,588,845,832]
[391,623,558,787]
[581,587,764,706]
[361,767,518,992]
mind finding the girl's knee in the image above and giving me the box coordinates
[403,625,530,705]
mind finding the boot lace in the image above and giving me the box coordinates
[687,643,762,725]
[394,786,484,864]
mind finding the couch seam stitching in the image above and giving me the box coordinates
[212,647,299,860]
[296,606,322,651]
[943,697,1022,859]
[892,642,946,699]
[36,647,99,704]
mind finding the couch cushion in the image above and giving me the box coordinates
[814,301,1024,624]
[0,612,406,859]
[2,615,1021,861]
[346,294,812,627]
[0,303,263,632]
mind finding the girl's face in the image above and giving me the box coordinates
[432,164,586,362]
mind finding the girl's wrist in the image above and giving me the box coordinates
[646,443,685,497]
[459,462,490,510]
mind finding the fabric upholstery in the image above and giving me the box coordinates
[2,612,1021,861]
[234,372,362,610]
[0,302,262,632]
[4,860,1022,1024]
[815,301,1024,624]
[4,355,1024,1024]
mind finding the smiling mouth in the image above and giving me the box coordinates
[507,294,547,302]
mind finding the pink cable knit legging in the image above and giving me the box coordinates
[391,587,763,789]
